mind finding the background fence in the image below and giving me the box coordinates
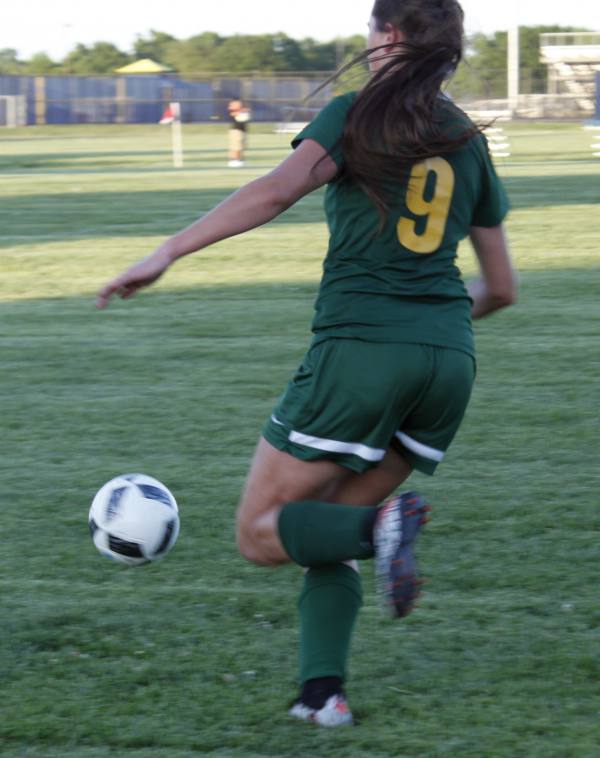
[0,73,333,126]
[0,70,598,125]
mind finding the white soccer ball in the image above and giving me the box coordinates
[89,474,180,566]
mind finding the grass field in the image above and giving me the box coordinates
[0,121,598,757]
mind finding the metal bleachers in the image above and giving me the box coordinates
[540,33,600,116]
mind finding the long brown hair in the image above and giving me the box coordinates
[321,0,480,221]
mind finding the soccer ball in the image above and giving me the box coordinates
[89,474,180,566]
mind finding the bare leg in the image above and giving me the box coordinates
[236,438,413,566]
[236,439,416,715]
[321,447,413,506]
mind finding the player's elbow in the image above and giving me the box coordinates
[490,288,517,310]
[492,275,519,308]
[484,266,519,310]
[262,166,318,209]
[256,175,298,213]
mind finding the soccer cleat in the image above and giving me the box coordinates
[373,491,430,618]
[289,694,353,727]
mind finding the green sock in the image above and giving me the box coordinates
[278,500,377,567]
[299,563,363,683]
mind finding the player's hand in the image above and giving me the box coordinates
[96,247,173,309]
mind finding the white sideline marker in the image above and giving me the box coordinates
[160,102,184,168]
[171,103,184,169]
[488,126,511,158]
[275,121,309,134]
[582,125,600,157]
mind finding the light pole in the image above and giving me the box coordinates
[508,26,519,114]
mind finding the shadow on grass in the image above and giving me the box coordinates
[2,172,598,248]
[0,281,321,346]
[0,187,326,248]
[503,174,600,208]
[0,266,597,330]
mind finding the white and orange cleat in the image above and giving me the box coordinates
[289,693,353,727]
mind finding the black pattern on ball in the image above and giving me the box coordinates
[135,483,175,509]
[155,519,177,555]
[106,486,128,521]
[88,518,99,537]
[108,534,145,559]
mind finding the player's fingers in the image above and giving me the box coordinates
[120,286,138,300]
[96,280,125,308]
[96,287,113,309]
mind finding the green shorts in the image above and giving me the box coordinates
[263,338,476,475]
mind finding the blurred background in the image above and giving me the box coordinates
[1,0,600,126]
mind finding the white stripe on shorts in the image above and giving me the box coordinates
[395,431,445,463]
[289,430,386,463]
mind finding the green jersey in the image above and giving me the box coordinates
[292,93,509,357]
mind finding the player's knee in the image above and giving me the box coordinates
[236,522,277,567]
[236,529,263,565]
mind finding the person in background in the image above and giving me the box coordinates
[228,99,250,168]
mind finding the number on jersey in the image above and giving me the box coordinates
[397,157,455,254]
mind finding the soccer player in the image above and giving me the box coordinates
[97,0,517,727]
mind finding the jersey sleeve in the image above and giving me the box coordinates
[470,136,510,227]
[291,93,355,169]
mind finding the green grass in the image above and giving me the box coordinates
[0,122,598,757]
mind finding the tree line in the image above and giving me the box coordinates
[0,26,589,97]
[0,31,366,76]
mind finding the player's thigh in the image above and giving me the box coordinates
[236,436,352,539]
[237,438,412,540]
[321,447,413,506]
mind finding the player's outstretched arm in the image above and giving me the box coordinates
[468,224,518,319]
[96,139,337,308]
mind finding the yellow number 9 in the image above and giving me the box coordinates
[397,157,455,254]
